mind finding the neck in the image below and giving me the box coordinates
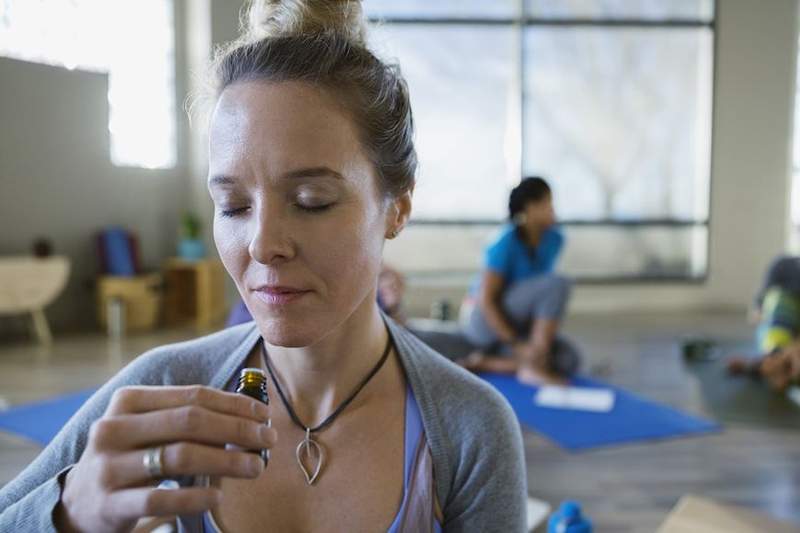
[521,224,545,246]
[262,293,389,428]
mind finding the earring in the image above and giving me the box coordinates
[387,229,399,239]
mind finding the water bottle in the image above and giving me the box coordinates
[430,299,451,321]
[547,501,592,533]
[107,296,125,339]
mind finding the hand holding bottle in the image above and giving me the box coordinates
[54,385,277,533]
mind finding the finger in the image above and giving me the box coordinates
[91,407,277,451]
[106,385,270,422]
[106,443,266,489]
[107,486,222,520]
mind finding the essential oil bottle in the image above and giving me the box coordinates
[236,367,270,466]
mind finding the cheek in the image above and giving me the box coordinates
[305,207,384,292]
[213,217,250,284]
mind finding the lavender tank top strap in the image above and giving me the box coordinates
[387,384,442,533]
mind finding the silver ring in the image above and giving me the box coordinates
[143,446,164,479]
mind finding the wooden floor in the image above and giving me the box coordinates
[1,312,799,532]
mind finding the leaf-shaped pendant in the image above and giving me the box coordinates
[295,429,324,485]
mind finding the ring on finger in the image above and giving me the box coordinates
[143,446,165,479]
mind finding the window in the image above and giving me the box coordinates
[793,32,800,236]
[0,0,176,169]
[370,1,715,281]
[371,25,517,220]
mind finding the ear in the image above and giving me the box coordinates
[385,190,413,239]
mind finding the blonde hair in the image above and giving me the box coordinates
[242,0,367,46]
[210,0,416,198]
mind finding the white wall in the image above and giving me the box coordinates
[0,58,188,333]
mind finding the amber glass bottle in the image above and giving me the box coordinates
[236,367,270,466]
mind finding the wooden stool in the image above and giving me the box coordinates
[162,258,227,329]
[96,273,162,333]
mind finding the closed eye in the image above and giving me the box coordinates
[219,207,248,218]
[297,203,334,213]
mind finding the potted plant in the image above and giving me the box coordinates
[177,212,206,260]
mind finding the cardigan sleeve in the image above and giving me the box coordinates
[441,386,528,533]
[0,345,178,530]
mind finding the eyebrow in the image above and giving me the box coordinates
[208,175,236,187]
[282,167,345,180]
[208,167,344,187]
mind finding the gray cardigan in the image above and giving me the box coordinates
[0,318,527,532]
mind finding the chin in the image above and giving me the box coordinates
[254,314,329,348]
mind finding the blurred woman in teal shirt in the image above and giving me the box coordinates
[461,177,579,385]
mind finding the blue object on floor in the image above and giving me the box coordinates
[0,388,97,446]
[479,373,721,451]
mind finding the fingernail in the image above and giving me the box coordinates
[248,455,264,476]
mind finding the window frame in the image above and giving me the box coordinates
[369,1,717,282]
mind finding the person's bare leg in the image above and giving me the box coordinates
[761,347,800,392]
[726,354,763,376]
[459,350,520,373]
[460,344,567,385]
[516,319,566,385]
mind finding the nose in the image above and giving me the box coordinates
[248,204,295,265]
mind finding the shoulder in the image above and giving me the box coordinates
[389,323,526,526]
[390,322,519,440]
[492,224,518,246]
[487,225,520,255]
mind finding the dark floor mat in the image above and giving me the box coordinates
[686,357,800,429]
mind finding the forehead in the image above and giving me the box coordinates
[208,80,365,176]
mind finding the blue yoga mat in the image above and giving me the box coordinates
[0,388,98,446]
[479,373,721,451]
[1,376,721,451]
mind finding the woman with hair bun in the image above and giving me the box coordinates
[0,1,527,531]
[461,177,579,385]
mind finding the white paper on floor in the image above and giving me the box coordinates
[526,497,551,531]
[534,385,615,412]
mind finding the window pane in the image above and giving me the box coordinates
[526,0,714,21]
[384,224,707,280]
[107,0,176,168]
[371,25,516,220]
[793,172,800,228]
[0,0,176,169]
[522,27,713,222]
[364,0,518,20]
[793,37,800,228]
[560,225,707,279]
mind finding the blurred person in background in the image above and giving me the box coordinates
[460,177,580,385]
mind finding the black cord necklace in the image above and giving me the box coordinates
[260,332,393,485]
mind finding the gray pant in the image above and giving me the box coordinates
[462,274,580,376]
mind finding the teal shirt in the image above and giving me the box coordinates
[472,224,565,295]
[486,224,564,283]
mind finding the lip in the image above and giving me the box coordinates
[251,285,311,306]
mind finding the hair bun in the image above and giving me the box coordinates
[244,0,368,46]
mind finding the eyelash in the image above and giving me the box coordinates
[219,204,334,218]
